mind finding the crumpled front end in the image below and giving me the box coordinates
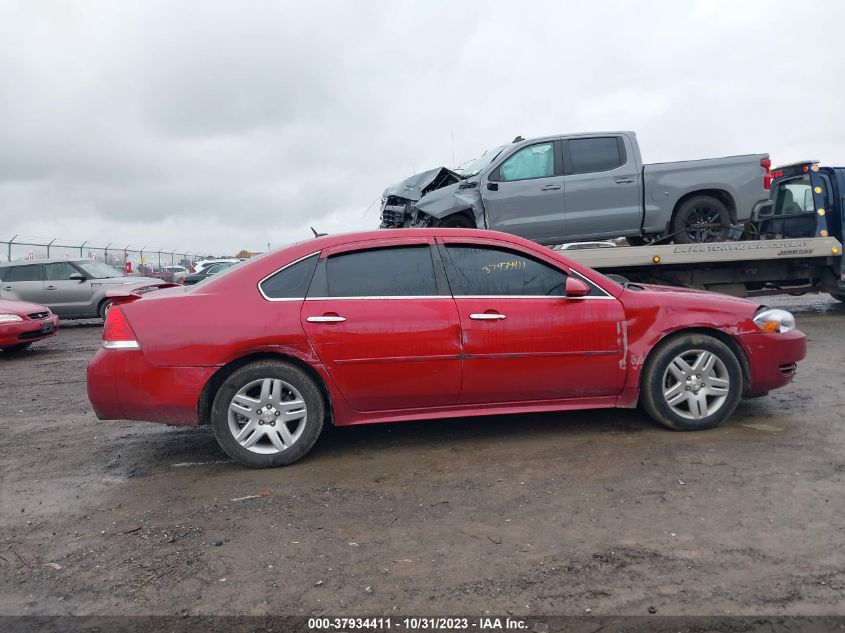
[379,166,464,228]
[379,195,418,228]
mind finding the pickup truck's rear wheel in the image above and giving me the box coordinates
[672,196,731,244]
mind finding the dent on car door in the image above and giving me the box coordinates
[562,136,642,240]
[438,239,626,405]
[300,241,463,411]
[1,264,45,304]
[481,141,566,242]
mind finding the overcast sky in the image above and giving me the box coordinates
[1,0,844,257]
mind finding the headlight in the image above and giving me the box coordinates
[753,307,796,333]
[0,314,23,324]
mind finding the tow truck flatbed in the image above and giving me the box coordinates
[564,237,841,269]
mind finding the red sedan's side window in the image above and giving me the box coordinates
[260,254,319,300]
[444,245,568,296]
[324,246,438,297]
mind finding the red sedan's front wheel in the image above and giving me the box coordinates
[210,360,325,468]
[640,334,743,431]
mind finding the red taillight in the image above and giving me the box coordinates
[761,157,772,190]
[102,306,140,349]
[189,266,195,273]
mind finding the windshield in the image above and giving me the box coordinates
[458,145,508,177]
[76,260,125,279]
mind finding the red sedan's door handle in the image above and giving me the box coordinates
[540,184,561,191]
[470,313,506,320]
[307,315,346,323]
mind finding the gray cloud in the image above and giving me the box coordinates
[1,0,843,255]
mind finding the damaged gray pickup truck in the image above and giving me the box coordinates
[379,131,771,244]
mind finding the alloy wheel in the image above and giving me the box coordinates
[227,378,307,454]
[661,349,730,420]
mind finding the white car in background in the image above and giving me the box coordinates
[163,266,189,282]
[193,258,240,274]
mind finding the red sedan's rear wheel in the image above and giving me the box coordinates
[640,334,742,431]
[210,360,325,468]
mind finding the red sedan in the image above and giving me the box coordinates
[87,229,806,468]
[0,299,59,352]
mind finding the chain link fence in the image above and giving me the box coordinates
[1,235,205,271]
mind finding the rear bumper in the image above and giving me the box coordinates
[738,329,806,396]
[87,348,217,426]
[0,314,59,348]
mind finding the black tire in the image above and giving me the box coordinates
[436,214,475,229]
[671,195,731,244]
[1,342,32,353]
[830,293,845,304]
[98,299,112,321]
[640,333,742,431]
[210,360,325,468]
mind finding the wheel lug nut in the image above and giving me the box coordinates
[275,411,280,416]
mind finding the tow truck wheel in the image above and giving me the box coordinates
[672,195,731,244]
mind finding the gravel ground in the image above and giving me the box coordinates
[1,296,845,617]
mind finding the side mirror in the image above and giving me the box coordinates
[69,272,85,282]
[486,182,499,191]
[565,277,590,297]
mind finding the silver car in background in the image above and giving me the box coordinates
[0,259,166,319]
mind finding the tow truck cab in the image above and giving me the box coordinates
[757,161,845,299]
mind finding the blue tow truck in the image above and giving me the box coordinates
[563,160,845,300]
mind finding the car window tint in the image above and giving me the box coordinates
[7,265,41,282]
[260,254,319,299]
[445,245,567,296]
[499,143,554,182]
[568,137,623,174]
[326,246,437,297]
[44,262,79,281]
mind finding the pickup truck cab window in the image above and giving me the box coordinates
[497,142,555,182]
[443,244,566,296]
[566,137,625,174]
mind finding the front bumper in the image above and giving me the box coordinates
[738,329,807,396]
[87,348,217,426]
[0,314,59,348]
